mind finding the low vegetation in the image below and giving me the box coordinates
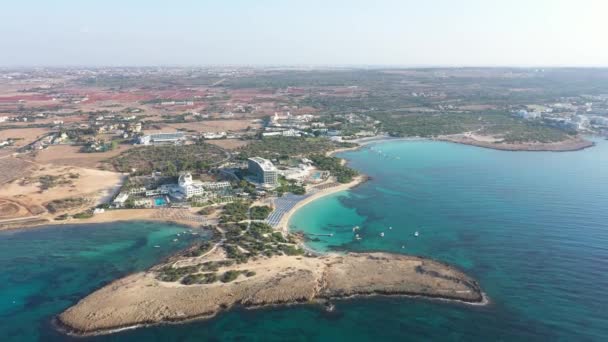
[309,154,358,183]
[181,273,217,285]
[35,174,73,191]
[276,177,306,196]
[183,241,213,257]
[370,111,572,143]
[157,265,199,282]
[220,270,242,283]
[72,210,94,219]
[109,143,226,175]
[45,197,87,213]
[236,136,355,160]
[220,201,250,223]
[250,205,272,220]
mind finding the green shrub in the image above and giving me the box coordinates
[250,205,272,220]
[221,270,241,283]
[73,211,94,219]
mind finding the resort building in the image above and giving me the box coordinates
[248,157,279,186]
[137,132,185,145]
[176,172,206,199]
[201,181,232,191]
[113,192,129,207]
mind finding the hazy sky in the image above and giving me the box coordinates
[1,0,606,67]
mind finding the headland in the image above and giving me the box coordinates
[437,133,594,152]
[56,250,484,337]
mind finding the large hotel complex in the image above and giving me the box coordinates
[248,157,279,186]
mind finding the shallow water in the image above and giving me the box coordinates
[93,138,608,341]
[3,138,608,341]
[288,138,608,341]
[0,221,199,342]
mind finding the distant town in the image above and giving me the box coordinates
[1,67,607,232]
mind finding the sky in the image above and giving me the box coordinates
[0,0,607,67]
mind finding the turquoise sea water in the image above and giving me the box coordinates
[288,138,608,341]
[0,221,199,342]
[2,138,608,341]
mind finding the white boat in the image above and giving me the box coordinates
[173,238,178,242]
[352,226,360,232]
[414,231,419,237]
[401,245,405,249]
[380,232,385,237]
[389,226,393,230]
[154,245,161,248]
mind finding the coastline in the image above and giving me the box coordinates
[435,135,595,152]
[53,142,490,338]
[347,133,595,152]
[56,252,486,337]
[0,208,207,232]
[276,175,367,234]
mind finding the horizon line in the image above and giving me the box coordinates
[2,64,608,70]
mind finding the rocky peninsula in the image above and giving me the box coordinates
[438,133,594,152]
[57,249,484,336]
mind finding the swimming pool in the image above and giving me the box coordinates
[154,197,167,206]
[311,171,322,180]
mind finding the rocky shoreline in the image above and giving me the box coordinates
[56,252,485,337]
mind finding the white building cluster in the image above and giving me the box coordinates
[170,173,231,200]
[137,132,186,145]
[112,172,232,207]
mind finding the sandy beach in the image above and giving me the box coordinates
[0,207,209,232]
[276,175,367,234]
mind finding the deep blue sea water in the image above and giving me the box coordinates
[1,138,608,341]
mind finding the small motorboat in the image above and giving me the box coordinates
[380,232,385,237]
[173,238,178,242]
[352,226,360,232]
[154,245,161,248]
[414,231,419,237]
[389,226,393,230]
[401,245,406,249]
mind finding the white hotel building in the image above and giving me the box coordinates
[247,157,278,186]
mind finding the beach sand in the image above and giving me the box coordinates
[0,208,208,231]
[276,175,367,234]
